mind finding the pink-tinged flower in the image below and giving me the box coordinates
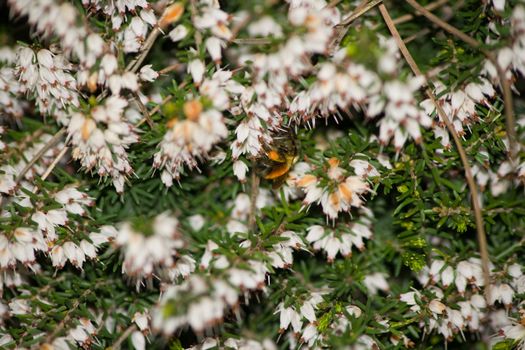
[248,16,283,38]
[115,212,186,289]
[301,324,319,346]
[350,159,380,178]
[31,209,68,240]
[67,97,137,192]
[372,77,431,151]
[131,331,146,350]
[428,299,446,315]
[296,159,370,220]
[50,245,66,268]
[300,301,316,323]
[15,47,79,117]
[188,59,205,85]
[455,258,486,294]
[363,272,390,295]
[400,291,421,312]
[205,37,224,63]
[100,54,118,76]
[489,283,515,307]
[306,211,372,262]
[154,99,228,187]
[62,242,85,269]
[277,303,302,333]
[169,25,188,42]
[139,65,159,82]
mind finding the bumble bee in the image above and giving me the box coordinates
[260,130,299,189]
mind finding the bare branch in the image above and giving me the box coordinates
[109,324,138,350]
[405,0,517,161]
[126,27,162,74]
[15,128,66,184]
[249,159,260,234]
[378,3,492,301]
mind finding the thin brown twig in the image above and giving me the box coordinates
[133,94,154,128]
[339,0,384,26]
[189,0,203,50]
[0,129,44,163]
[15,128,66,184]
[378,3,492,301]
[110,324,137,350]
[45,281,104,343]
[17,280,65,346]
[230,13,252,41]
[41,146,69,181]
[403,28,431,43]
[126,27,162,73]
[249,159,260,234]
[136,94,174,127]
[232,38,273,45]
[405,0,517,161]
[331,0,383,50]
[159,63,182,75]
[393,0,449,25]
[326,0,343,8]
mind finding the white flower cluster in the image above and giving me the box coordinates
[67,96,138,192]
[153,68,242,187]
[419,258,491,295]
[29,317,99,349]
[154,227,306,334]
[471,160,515,197]
[119,10,157,53]
[114,212,193,289]
[295,158,373,220]
[15,48,78,118]
[37,187,107,270]
[276,292,324,345]
[232,0,341,160]
[187,337,277,350]
[153,98,227,187]
[129,311,151,350]
[66,317,98,349]
[369,77,432,151]
[82,0,152,31]
[306,208,373,262]
[193,0,232,63]
[402,258,525,341]
[400,288,486,341]
[49,233,109,271]
[0,228,42,282]
[8,0,107,70]
[264,230,305,269]
[291,59,379,127]
[0,50,24,118]
[83,0,158,54]
[497,319,525,350]
[153,274,246,334]
[363,272,390,295]
[421,80,495,149]
[286,35,430,151]
[0,186,97,294]
[484,5,525,82]
[226,190,274,235]
[0,132,66,198]
[281,299,389,349]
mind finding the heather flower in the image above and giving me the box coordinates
[114,212,186,288]
[296,158,370,219]
[153,99,228,187]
